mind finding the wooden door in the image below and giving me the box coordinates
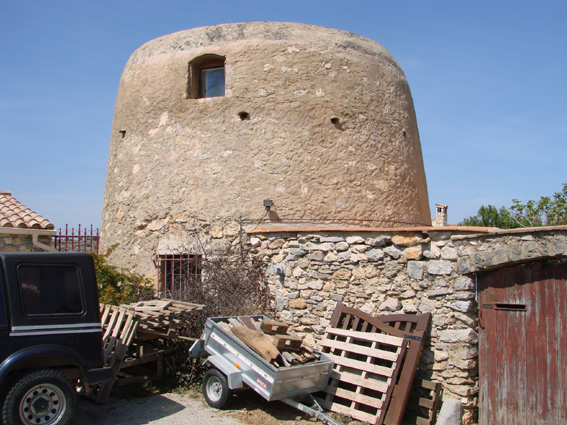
[478,261,567,424]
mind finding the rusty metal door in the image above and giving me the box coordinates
[478,261,567,424]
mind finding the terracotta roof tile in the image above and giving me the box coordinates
[0,191,54,230]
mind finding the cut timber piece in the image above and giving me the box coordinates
[260,320,289,335]
[232,326,281,362]
[271,334,303,351]
[218,322,234,335]
[228,318,243,328]
[281,351,296,365]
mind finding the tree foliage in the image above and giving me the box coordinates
[459,183,567,229]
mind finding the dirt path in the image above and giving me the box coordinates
[75,388,330,425]
[75,392,245,425]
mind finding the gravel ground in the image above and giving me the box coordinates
[74,387,353,425]
[75,392,247,425]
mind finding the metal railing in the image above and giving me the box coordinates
[54,224,100,254]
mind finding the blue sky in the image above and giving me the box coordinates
[1,0,566,230]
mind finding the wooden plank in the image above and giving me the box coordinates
[324,327,406,347]
[419,397,434,409]
[100,304,112,325]
[218,322,234,334]
[321,338,400,362]
[238,316,259,331]
[325,385,385,409]
[325,353,398,380]
[281,351,295,367]
[329,302,407,339]
[317,398,378,424]
[228,318,243,328]
[232,326,281,362]
[103,309,127,363]
[327,370,390,394]
[102,307,122,344]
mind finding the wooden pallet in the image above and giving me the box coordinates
[94,304,140,403]
[413,379,443,425]
[92,300,205,403]
[316,327,406,425]
[123,299,205,341]
[329,303,432,425]
[379,313,432,425]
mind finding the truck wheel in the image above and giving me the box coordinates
[202,369,232,409]
[2,369,77,425]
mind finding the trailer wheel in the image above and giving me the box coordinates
[203,369,232,409]
[2,369,77,425]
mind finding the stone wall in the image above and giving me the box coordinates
[247,225,567,424]
[0,234,53,252]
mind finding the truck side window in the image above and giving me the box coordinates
[18,265,84,316]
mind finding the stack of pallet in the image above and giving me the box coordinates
[91,299,205,403]
[123,299,205,342]
[217,317,320,368]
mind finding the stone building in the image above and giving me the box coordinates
[101,22,430,285]
[101,22,567,423]
[0,190,56,252]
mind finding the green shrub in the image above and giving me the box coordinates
[91,245,154,305]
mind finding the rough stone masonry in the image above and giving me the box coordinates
[245,224,567,424]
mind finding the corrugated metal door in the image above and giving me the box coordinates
[478,261,567,425]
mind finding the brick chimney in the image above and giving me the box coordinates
[434,204,448,227]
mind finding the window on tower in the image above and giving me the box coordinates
[188,54,225,99]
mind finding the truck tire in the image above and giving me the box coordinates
[2,369,77,425]
[202,369,232,409]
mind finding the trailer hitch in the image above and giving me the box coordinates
[284,394,345,425]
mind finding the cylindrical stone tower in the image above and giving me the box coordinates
[101,22,430,278]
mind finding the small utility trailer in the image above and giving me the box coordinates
[190,315,344,425]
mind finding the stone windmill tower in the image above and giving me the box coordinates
[101,22,429,283]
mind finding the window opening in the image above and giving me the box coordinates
[188,54,225,99]
[17,264,84,316]
[155,254,202,296]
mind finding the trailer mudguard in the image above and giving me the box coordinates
[207,354,243,390]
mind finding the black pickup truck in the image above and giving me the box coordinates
[0,252,112,425]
